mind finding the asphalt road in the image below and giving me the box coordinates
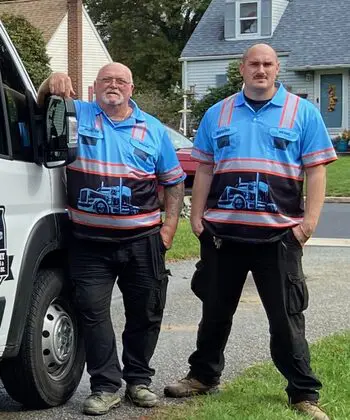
[314,203,350,239]
[1,245,349,419]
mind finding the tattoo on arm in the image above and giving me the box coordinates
[164,182,185,219]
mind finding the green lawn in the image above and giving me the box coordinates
[154,332,350,420]
[166,219,199,261]
[326,156,350,196]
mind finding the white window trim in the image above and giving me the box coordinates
[314,69,349,130]
[236,0,261,39]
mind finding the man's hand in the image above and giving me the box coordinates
[48,73,75,98]
[292,224,311,247]
[160,224,175,250]
[37,72,76,107]
[191,217,204,238]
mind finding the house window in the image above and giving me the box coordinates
[216,74,228,87]
[236,0,261,37]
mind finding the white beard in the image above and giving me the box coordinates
[101,91,125,106]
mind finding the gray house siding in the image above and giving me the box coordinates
[185,59,233,98]
[272,0,289,32]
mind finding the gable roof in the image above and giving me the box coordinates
[0,0,67,43]
[182,0,350,69]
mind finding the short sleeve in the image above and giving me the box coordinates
[73,99,82,121]
[301,104,337,167]
[156,129,186,186]
[191,111,214,164]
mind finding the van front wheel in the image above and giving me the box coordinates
[0,268,85,408]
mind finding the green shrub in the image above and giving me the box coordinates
[1,13,51,88]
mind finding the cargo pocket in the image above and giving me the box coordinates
[287,273,309,315]
[150,232,169,313]
[191,260,208,301]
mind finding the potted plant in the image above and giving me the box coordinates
[333,130,349,152]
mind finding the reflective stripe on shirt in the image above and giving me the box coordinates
[68,207,161,230]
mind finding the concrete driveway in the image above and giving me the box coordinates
[1,245,349,419]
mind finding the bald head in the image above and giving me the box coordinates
[242,44,278,63]
[94,61,134,110]
[97,62,133,84]
[239,43,280,100]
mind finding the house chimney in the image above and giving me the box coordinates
[67,0,83,98]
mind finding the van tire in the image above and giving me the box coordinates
[0,268,85,408]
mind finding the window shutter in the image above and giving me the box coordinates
[261,0,272,36]
[224,1,236,39]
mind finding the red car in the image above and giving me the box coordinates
[165,126,198,193]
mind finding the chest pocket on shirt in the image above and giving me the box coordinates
[78,126,103,146]
[213,127,239,157]
[269,127,299,150]
[130,138,154,163]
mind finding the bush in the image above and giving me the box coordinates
[133,88,184,129]
[1,13,51,88]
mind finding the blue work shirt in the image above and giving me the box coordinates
[191,83,337,242]
[67,99,185,241]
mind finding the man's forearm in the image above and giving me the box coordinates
[302,164,326,236]
[163,182,185,232]
[191,163,214,221]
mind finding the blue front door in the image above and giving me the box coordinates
[320,74,343,128]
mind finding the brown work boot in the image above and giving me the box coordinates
[292,401,330,420]
[164,376,219,398]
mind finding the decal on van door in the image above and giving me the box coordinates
[0,207,13,284]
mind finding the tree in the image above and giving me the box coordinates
[84,0,211,92]
[0,13,51,88]
[191,61,243,125]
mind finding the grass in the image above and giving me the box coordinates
[153,332,350,420]
[326,156,350,196]
[166,219,199,261]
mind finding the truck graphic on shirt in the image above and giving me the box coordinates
[77,180,140,215]
[217,173,278,213]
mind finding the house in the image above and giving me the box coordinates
[0,0,112,100]
[181,0,350,135]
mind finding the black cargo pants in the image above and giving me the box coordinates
[188,229,322,404]
[69,232,168,393]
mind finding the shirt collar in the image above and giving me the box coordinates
[235,82,287,107]
[93,99,146,122]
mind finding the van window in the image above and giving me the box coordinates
[0,38,33,161]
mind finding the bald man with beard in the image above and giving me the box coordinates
[164,44,335,420]
[38,63,185,415]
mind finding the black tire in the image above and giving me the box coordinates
[94,200,108,214]
[0,268,85,408]
[233,195,246,210]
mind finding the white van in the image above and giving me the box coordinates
[0,22,84,408]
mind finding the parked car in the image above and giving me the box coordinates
[165,126,198,193]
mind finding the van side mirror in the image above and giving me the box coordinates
[43,95,77,168]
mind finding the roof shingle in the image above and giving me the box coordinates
[181,0,350,68]
[0,0,67,42]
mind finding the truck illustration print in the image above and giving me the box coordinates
[218,173,278,213]
[77,180,140,215]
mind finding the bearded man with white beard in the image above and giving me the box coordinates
[38,63,185,415]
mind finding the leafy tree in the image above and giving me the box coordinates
[191,61,243,125]
[0,13,51,88]
[84,0,211,92]
[133,88,184,129]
